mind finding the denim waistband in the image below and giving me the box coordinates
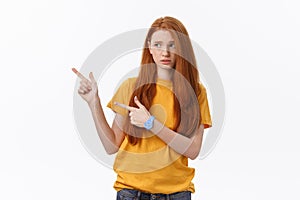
[117,188,191,200]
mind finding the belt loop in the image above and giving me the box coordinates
[166,194,170,200]
[137,191,141,200]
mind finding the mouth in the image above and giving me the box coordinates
[160,59,171,65]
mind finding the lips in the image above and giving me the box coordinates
[160,59,171,64]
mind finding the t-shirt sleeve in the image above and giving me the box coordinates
[198,84,212,129]
[106,79,132,116]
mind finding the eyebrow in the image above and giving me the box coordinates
[152,40,175,43]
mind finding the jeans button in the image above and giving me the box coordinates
[151,194,156,199]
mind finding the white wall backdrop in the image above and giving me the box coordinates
[0,0,299,199]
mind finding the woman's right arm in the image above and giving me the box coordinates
[72,68,125,155]
[88,98,125,155]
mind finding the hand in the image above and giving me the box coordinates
[72,68,99,104]
[114,96,151,128]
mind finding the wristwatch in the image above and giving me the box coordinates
[144,116,155,130]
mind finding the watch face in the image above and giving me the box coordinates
[144,116,155,130]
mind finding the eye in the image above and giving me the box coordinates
[169,43,175,49]
[153,43,161,48]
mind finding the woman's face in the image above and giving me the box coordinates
[148,30,176,69]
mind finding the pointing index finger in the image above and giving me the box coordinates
[72,68,88,81]
[114,102,137,112]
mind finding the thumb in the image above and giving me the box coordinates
[134,96,145,109]
[89,72,96,82]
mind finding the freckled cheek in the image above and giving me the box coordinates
[171,54,176,63]
[152,52,161,62]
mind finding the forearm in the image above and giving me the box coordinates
[88,97,119,154]
[151,119,203,160]
[113,97,204,159]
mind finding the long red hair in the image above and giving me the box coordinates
[123,16,201,145]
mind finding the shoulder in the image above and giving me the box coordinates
[127,77,138,85]
[117,77,137,90]
[197,82,207,97]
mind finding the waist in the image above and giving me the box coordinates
[117,189,191,200]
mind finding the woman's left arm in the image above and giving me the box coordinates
[151,119,204,160]
[115,96,205,160]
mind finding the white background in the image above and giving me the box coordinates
[1,0,299,199]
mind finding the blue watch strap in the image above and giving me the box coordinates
[144,116,155,130]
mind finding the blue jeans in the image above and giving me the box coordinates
[116,189,191,200]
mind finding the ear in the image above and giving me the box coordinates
[147,41,153,54]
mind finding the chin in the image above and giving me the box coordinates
[158,64,175,69]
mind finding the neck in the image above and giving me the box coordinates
[156,66,174,81]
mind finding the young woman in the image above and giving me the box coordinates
[73,16,212,200]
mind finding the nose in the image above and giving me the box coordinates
[161,47,170,56]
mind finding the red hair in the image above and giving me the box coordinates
[124,16,201,145]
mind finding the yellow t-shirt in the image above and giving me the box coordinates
[107,77,212,194]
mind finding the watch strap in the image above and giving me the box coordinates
[144,116,155,130]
